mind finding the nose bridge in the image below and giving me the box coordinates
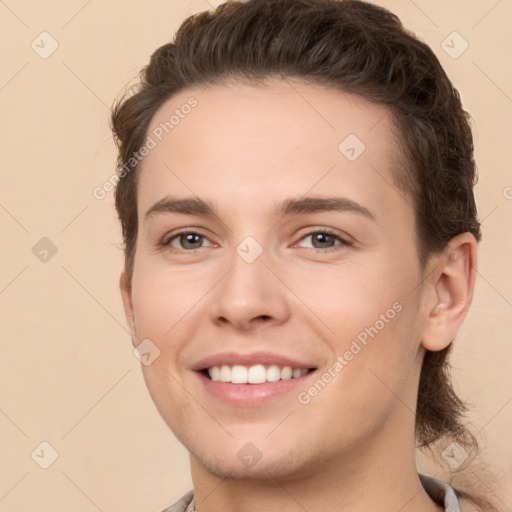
[209,234,290,329]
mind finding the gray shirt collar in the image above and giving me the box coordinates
[162,474,460,512]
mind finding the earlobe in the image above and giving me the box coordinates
[119,271,138,347]
[421,233,478,352]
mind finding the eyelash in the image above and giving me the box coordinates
[161,227,353,253]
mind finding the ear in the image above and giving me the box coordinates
[421,232,478,352]
[119,271,137,348]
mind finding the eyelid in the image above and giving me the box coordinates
[162,227,216,248]
[293,227,354,250]
[161,226,353,253]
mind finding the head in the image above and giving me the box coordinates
[112,0,481,489]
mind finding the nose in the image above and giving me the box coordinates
[209,245,291,331]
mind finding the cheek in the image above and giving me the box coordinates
[130,262,209,341]
[288,256,412,340]
[290,256,421,397]
[294,299,420,445]
[140,361,199,443]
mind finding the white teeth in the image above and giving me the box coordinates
[230,365,247,384]
[266,365,281,382]
[207,364,310,384]
[248,364,266,384]
[219,365,231,382]
[292,368,303,378]
[210,366,220,381]
[281,366,293,380]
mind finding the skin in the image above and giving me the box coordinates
[120,78,477,512]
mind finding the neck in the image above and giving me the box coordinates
[189,412,443,512]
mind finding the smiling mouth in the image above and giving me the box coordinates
[200,364,316,384]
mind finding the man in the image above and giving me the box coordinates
[111,0,496,510]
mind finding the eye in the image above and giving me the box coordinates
[296,229,352,251]
[161,228,352,253]
[163,230,215,251]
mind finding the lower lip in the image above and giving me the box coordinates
[196,371,316,406]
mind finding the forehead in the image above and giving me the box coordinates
[138,78,408,223]
[144,78,396,161]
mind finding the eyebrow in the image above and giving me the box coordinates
[144,195,376,222]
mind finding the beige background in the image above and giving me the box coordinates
[0,0,510,510]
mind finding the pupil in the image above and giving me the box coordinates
[183,233,201,248]
[315,233,332,248]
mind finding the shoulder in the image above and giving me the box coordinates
[161,489,194,512]
[458,498,481,512]
[419,473,461,511]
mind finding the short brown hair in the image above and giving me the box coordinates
[111,0,490,507]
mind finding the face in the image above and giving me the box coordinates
[122,79,432,480]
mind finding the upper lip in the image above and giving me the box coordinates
[191,351,318,371]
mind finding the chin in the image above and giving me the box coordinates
[189,440,324,482]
